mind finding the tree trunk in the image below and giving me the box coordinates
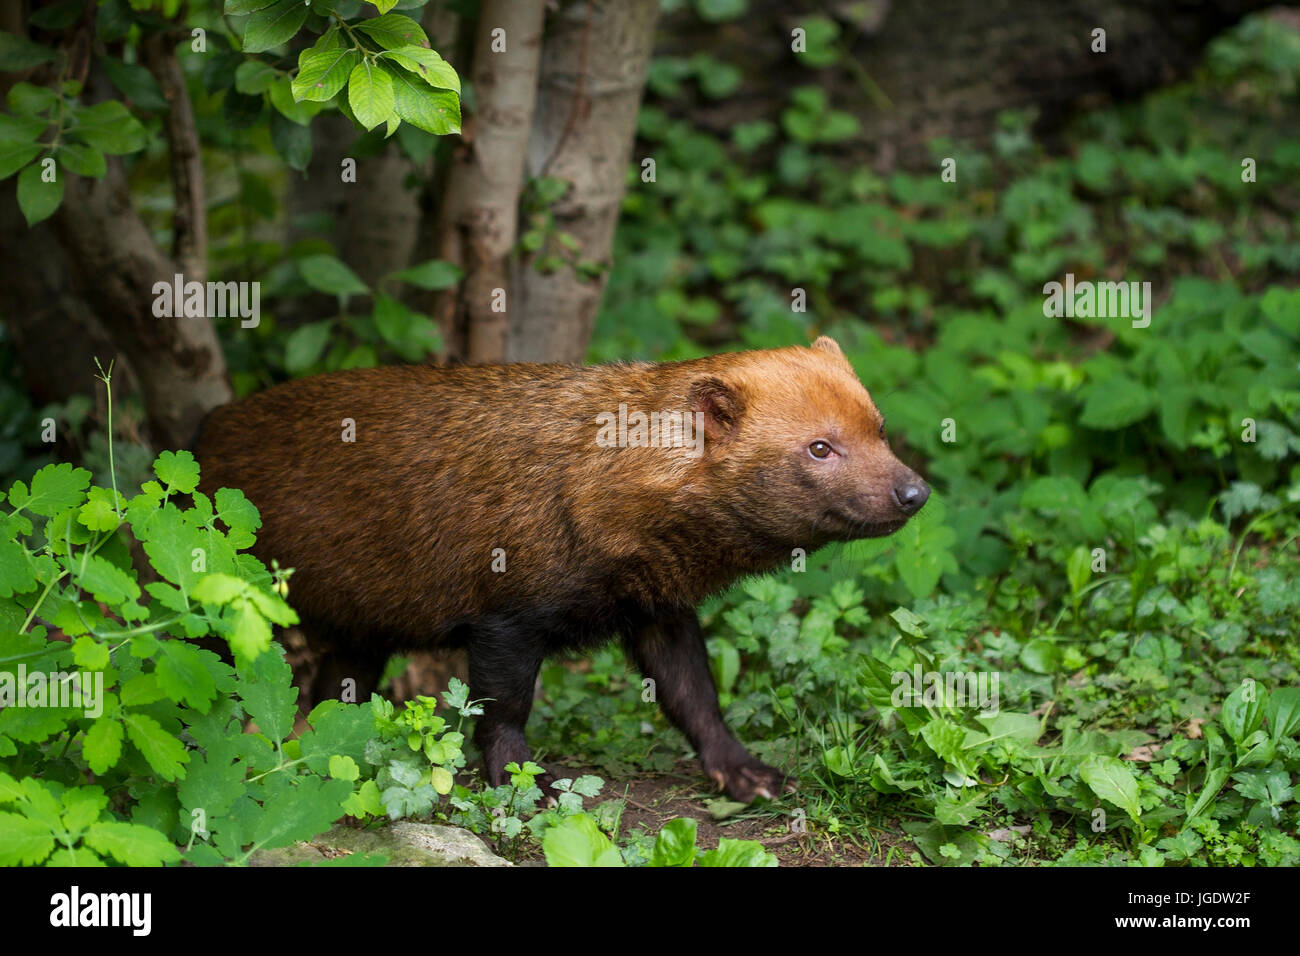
[511,0,660,363]
[430,0,547,363]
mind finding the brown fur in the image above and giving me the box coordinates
[195,337,928,800]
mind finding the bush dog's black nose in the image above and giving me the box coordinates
[892,480,930,515]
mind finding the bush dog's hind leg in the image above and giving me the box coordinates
[468,619,549,788]
[625,610,795,802]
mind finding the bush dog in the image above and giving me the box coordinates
[196,336,929,801]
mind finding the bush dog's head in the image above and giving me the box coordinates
[689,336,929,548]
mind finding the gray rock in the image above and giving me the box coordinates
[249,822,512,867]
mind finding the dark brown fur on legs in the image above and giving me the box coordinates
[625,610,792,800]
[195,336,928,802]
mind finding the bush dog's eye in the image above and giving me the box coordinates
[879,421,887,440]
[809,441,833,459]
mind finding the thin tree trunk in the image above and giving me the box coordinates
[431,0,547,363]
[511,0,659,363]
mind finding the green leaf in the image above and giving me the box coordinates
[155,449,201,495]
[229,597,273,659]
[1078,376,1153,429]
[101,57,167,110]
[72,635,110,670]
[269,76,322,125]
[292,44,359,102]
[696,838,777,867]
[7,82,58,116]
[1265,688,1300,741]
[215,487,261,549]
[386,64,459,135]
[390,259,462,290]
[82,718,124,775]
[225,0,276,13]
[542,813,624,867]
[298,254,368,295]
[697,0,747,23]
[0,537,37,598]
[70,100,147,154]
[251,774,351,850]
[55,143,106,178]
[238,651,297,743]
[19,462,90,516]
[380,46,460,93]
[0,33,57,71]
[156,642,219,712]
[192,572,246,605]
[234,59,279,95]
[1221,682,1267,744]
[78,554,141,606]
[1020,638,1062,674]
[649,817,697,867]
[347,60,396,131]
[356,13,428,50]
[329,755,360,782]
[242,0,309,54]
[1079,754,1142,823]
[0,812,54,865]
[17,161,63,226]
[0,141,42,180]
[83,821,181,866]
[124,713,189,781]
[284,320,334,374]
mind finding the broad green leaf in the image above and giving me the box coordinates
[542,813,623,867]
[0,141,42,180]
[78,554,141,606]
[17,161,64,226]
[154,449,200,495]
[192,572,246,605]
[0,33,57,71]
[696,838,777,867]
[348,60,396,131]
[390,259,462,290]
[234,59,278,95]
[1265,688,1300,741]
[124,713,189,781]
[82,718,124,775]
[298,254,368,295]
[292,45,359,102]
[83,821,181,866]
[101,57,167,109]
[356,13,428,50]
[156,642,218,712]
[1079,754,1142,823]
[18,462,90,516]
[1221,682,1267,744]
[1078,375,1153,429]
[242,0,309,54]
[380,46,460,93]
[386,64,459,135]
[70,100,147,154]
[55,143,106,178]
[269,76,322,125]
[284,320,333,374]
[0,812,54,865]
[649,817,697,867]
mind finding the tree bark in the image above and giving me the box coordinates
[428,0,547,363]
[51,160,231,450]
[511,0,660,363]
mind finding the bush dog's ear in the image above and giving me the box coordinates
[689,377,744,442]
[812,335,846,359]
